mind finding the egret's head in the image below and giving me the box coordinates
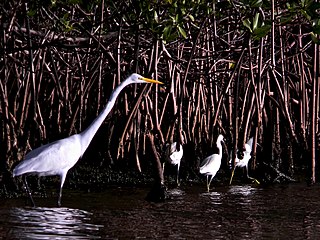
[217,134,224,143]
[129,73,164,84]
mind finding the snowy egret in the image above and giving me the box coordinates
[229,137,260,185]
[200,134,224,192]
[13,73,163,207]
[163,142,183,186]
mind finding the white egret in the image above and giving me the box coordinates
[199,134,224,192]
[163,142,183,186]
[13,73,163,207]
[229,137,260,185]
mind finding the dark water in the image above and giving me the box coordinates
[1,183,320,239]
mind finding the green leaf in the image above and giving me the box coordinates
[243,18,252,32]
[27,9,36,17]
[175,14,179,23]
[188,14,194,22]
[280,15,294,24]
[178,25,187,39]
[313,18,320,26]
[154,11,159,23]
[307,2,320,18]
[229,62,236,69]
[313,24,320,35]
[163,25,172,40]
[301,0,313,8]
[250,0,263,7]
[253,13,260,31]
[301,9,311,21]
[310,32,320,44]
[253,25,271,40]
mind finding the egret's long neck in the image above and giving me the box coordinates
[79,80,132,155]
[217,141,223,156]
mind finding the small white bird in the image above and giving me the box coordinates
[163,142,183,186]
[13,73,163,207]
[200,134,224,192]
[229,137,260,185]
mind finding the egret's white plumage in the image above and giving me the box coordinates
[229,137,260,185]
[163,142,183,185]
[13,73,163,207]
[200,134,224,192]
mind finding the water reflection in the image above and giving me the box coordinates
[200,191,222,205]
[7,207,103,239]
[1,184,320,239]
[167,188,185,197]
[228,185,258,196]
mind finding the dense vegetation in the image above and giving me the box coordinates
[1,0,320,194]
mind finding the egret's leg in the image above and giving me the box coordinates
[37,176,41,188]
[207,175,214,192]
[246,166,260,184]
[58,173,67,207]
[229,168,236,185]
[57,191,62,207]
[23,176,35,207]
[206,175,209,192]
[162,162,165,176]
[176,164,180,186]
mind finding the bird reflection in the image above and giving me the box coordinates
[8,207,103,239]
[200,191,223,210]
[228,185,257,197]
[167,188,185,197]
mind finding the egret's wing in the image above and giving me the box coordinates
[167,142,179,155]
[164,143,174,157]
[14,135,81,176]
[229,149,242,165]
[200,154,221,175]
[165,142,183,164]
[200,155,215,172]
[246,137,253,150]
[200,155,211,169]
[170,151,183,165]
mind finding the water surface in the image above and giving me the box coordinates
[1,183,320,239]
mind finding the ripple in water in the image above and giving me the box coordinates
[2,184,320,239]
[228,185,258,196]
[6,207,103,239]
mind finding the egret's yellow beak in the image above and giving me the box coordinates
[140,77,164,84]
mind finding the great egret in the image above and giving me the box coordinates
[163,142,183,186]
[13,73,163,207]
[199,134,224,192]
[229,137,260,185]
